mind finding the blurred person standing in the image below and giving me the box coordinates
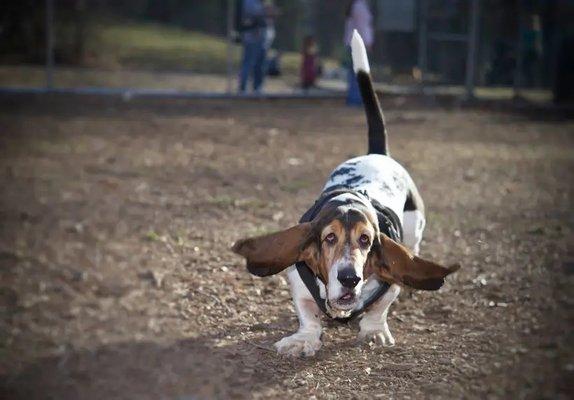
[263,0,278,51]
[344,0,374,105]
[521,14,543,87]
[263,1,280,78]
[237,0,267,93]
[301,35,321,90]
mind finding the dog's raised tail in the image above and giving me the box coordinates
[351,30,388,156]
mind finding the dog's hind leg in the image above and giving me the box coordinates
[403,181,426,255]
[358,283,401,346]
[402,209,425,255]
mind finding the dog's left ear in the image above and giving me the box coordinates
[232,222,313,277]
[369,234,460,290]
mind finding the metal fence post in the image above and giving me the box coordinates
[513,0,524,98]
[465,0,480,99]
[417,0,428,84]
[226,0,234,94]
[45,0,55,89]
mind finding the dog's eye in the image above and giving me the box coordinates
[359,234,371,247]
[324,233,337,245]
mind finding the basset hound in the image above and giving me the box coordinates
[232,30,459,357]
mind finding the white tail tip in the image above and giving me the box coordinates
[351,29,370,74]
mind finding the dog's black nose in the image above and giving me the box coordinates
[337,269,361,288]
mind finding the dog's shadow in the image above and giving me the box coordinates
[0,315,371,400]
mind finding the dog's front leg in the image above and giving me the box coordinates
[274,268,322,357]
[358,283,401,347]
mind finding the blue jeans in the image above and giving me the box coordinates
[239,39,266,92]
[346,66,362,106]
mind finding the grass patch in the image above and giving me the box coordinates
[89,21,234,73]
[86,19,323,76]
[0,19,338,88]
[246,224,277,237]
[205,195,268,209]
[144,230,163,242]
[206,195,237,208]
[0,18,342,89]
[280,179,311,193]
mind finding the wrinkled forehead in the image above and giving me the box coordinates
[314,193,378,235]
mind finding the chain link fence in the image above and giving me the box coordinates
[1,0,570,100]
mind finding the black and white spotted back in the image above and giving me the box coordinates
[323,154,413,223]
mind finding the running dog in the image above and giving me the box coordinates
[232,30,459,357]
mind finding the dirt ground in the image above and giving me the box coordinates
[0,95,572,399]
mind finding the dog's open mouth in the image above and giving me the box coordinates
[326,291,358,317]
[334,292,356,308]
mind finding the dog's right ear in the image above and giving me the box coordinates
[232,222,314,277]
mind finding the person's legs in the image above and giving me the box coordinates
[239,41,257,93]
[253,40,267,92]
[346,66,362,105]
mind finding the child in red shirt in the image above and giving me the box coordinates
[301,35,321,90]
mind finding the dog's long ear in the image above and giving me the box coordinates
[232,223,313,277]
[369,234,460,290]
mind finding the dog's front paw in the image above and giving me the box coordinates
[274,332,322,357]
[358,328,395,347]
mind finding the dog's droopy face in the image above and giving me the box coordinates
[298,201,378,315]
[232,199,459,312]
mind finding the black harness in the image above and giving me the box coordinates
[295,189,403,323]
